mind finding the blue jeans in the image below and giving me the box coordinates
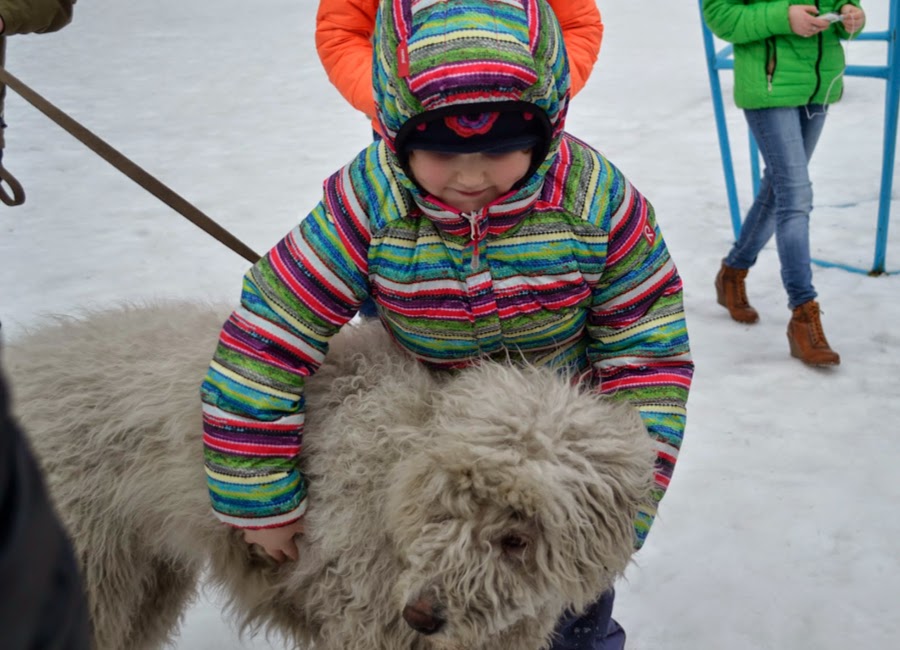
[724,105,827,310]
[549,590,625,650]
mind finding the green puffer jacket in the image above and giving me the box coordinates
[703,0,864,109]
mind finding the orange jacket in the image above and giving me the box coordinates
[316,0,603,121]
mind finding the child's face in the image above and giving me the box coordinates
[408,149,532,213]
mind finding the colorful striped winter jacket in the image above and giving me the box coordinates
[202,0,693,549]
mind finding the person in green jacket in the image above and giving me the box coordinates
[703,0,865,366]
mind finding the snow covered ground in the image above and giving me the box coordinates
[1,1,898,648]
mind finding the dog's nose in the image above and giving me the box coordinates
[402,601,446,635]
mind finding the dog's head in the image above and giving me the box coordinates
[385,363,656,649]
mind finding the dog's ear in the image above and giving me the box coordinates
[520,460,637,611]
[384,449,455,548]
[518,397,656,609]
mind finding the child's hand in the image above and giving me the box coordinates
[788,5,831,38]
[243,518,305,563]
[840,4,865,34]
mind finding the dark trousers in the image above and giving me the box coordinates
[0,363,91,650]
[358,297,380,318]
[549,590,625,650]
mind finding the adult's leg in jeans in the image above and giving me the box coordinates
[727,106,825,308]
[724,166,775,270]
[780,105,826,308]
[549,590,625,650]
[725,107,803,270]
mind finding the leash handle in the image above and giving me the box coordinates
[0,38,24,206]
[0,163,25,205]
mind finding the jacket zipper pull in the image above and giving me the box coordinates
[767,74,773,92]
[462,210,482,269]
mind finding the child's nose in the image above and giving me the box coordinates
[455,161,486,188]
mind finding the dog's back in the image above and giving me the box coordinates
[3,301,232,649]
[2,301,438,649]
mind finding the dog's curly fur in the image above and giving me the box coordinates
[4,302,655,650]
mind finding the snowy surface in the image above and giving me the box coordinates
[1,1,898,649]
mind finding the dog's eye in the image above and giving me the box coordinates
[427,514,453,525]
[499,534,529,556]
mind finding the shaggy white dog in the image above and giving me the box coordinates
[4,302,655,650]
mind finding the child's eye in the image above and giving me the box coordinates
[484,149,532,160]
[418,150,454,162]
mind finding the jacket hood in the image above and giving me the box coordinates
[373,0,570,206]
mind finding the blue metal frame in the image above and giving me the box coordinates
[699,0,898,275]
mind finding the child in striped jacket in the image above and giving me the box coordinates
[202,1,692,646]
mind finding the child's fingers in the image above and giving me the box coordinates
[288,518,306,535]
[283,541,300,562]
[284,520,303,561]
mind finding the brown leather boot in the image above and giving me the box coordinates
[787,300,840,366]
[715,261,759,324]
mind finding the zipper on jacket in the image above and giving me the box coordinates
[765,38,777,92]
[461,210,483,269]
[808,37,826,103]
